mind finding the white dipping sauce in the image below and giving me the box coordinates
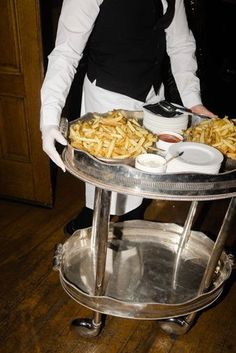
[135,154,166,173]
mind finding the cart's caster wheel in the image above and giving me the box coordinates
[158,317,192,336]
[71,318,102,337]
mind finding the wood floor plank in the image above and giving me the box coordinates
[0,199,32,229]
[114,321,160,353]
[145,330,175,353]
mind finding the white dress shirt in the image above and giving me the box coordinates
[40,0,202,129]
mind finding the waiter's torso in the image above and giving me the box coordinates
[86,0,175,102]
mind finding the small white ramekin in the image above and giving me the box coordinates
[156,131,183,153]
[135,153,166,173]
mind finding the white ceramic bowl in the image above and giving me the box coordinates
[156,131,183,153]
[135,153,166,173]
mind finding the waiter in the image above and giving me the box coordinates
[40,0,216,235]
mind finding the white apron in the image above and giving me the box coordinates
[81,75,164,215]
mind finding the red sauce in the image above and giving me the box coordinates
[158,134,181,143]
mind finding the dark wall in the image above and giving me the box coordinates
[184,0,236,117]
[40,0,63,70]
[203,0,236,116]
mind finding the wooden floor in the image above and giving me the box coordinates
[0,171,236,353]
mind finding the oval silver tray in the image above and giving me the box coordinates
[58,221,232,319]
[61,112,236,200]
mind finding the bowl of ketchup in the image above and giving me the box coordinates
[156,131,183,153]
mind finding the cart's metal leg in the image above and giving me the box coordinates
[71,187,111,337]
[71,312,103,338]
[159,201,199,335]
[198,197,235,292]
[160,197,236,336]
[172,201,198,290]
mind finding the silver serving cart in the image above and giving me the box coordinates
[53,113,236,337]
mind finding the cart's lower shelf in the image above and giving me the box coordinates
[56,221,232,319]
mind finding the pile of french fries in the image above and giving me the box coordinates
[69,110,157,159]
[184,117,236,159]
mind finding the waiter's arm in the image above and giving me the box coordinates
[40,0,103,129]
[165,0,202,109]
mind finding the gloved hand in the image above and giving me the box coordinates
[41,125,68,172]
[190,104,218,119]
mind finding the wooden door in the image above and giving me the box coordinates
[0,0,53,207]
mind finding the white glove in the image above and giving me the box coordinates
[41,125,67,172]
[190,104,218,118]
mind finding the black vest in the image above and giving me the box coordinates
[87,0,175,102]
